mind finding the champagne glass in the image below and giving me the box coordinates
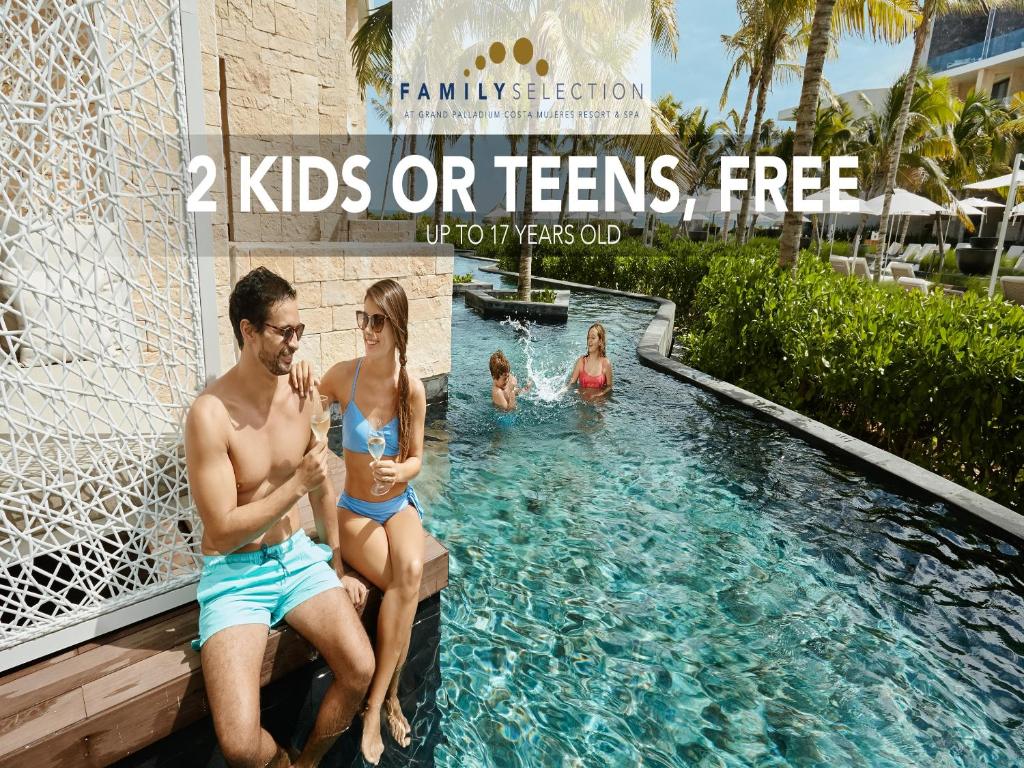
[311,392,331,443]
[367,425,391,496]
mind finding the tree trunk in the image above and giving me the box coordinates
[736,69,759,154]
[779,0,836,267]
[381,134,398,217]
[518,134,539,301]
[933,212,945,277]
[508,134,520,228]
[723,69,759,243]
[559,135,578,225]
[876,7,935,276]
[407,134,418,218]
[735,57,773,244]
[898,214,911,247]
[469,134,476,224]
[432,136,444,229]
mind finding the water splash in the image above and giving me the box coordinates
[500,318,572,403]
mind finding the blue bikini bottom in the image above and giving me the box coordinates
[338,485,423,524]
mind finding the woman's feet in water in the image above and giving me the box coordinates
[360,696,411,764]
[384,694,411,747]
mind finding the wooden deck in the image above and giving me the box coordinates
[0,455,448,767]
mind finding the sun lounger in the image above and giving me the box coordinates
[1014,255,1024,272]
[901,245,922,263]
[829,256,852,276]
[898,276,931,294]
[888,262,917,280]
[1007,245,1024,260]
[1002,276,1024,306]
[850,257,871,279]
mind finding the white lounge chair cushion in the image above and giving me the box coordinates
[0,220,138,365]
[830,256,852,275]
[1002,276,1024,306]
[889,262,917,280]
[850,257,870,278]
[898,277,930,294]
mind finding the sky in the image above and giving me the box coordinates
[363,0,916,133]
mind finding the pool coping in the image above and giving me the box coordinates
[463,254,1024,542]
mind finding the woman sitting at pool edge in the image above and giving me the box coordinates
[567,323,613,398]
[305,279,427,765]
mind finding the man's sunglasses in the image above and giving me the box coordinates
[356,311,388,333]
[264,323,305,343]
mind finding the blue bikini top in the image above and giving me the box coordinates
[341,358,400,455]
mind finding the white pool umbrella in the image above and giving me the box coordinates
[965,173,1015,190]
[944,201,983,217]
[957,196,1002,228]
[690,189,743,216]
[866,188,944,216]
[685,189,743,234]
[959,196,1003,209]
[805,187,873,214]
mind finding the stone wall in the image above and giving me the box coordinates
[193,1,453,387]
[215,247,454,383]
[196,0,367,251]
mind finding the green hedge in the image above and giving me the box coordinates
[495,236,761,312]
[679,248,1024,510]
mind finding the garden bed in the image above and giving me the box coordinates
[463,288,570,323]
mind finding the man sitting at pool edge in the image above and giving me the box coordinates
[490,350,530,412]
[185,267,374,768]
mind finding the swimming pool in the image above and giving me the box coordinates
[413,255,1024,767]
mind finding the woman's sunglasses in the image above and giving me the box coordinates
[356,311,387,333]
[264,323,305,343]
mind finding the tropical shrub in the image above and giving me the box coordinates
[679,249,1024,509]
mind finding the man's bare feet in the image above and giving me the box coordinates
[384,695,411,747]
[360,706,385,765]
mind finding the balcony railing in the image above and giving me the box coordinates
[929,27,1024,73]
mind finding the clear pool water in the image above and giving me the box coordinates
[412,255,1024,767]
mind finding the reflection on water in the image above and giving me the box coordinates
[415,255,1024,768]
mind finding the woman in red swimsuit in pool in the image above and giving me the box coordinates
[568,323,613,398]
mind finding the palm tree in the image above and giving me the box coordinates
[730,0,816,243]
[779,0,838,265]
[674,107,727,234]
[764,0,918,260]
[518,133,540,301]
[849,72,957,252]
[724,2,817,242]
[875,0,1024,271]
[372,96,399,218]
[720,16,807,173]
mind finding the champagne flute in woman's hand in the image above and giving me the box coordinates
[311,391,331,444]
[367,425,391,495]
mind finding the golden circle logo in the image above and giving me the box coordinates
[469,37,549,78]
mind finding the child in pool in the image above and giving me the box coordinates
[490,350,530,412]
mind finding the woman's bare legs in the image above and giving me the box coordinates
[338,505,424,765]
